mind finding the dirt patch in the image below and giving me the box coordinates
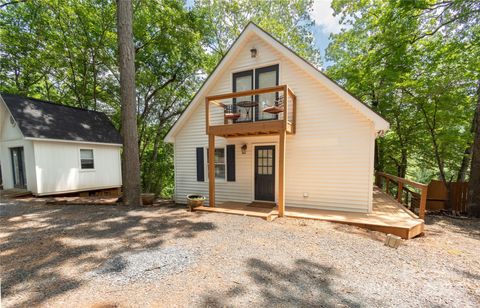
[1,199,479,307]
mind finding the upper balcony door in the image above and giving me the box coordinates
[232,70,253,123]
[255,64,279,121]
[232,64,279,122]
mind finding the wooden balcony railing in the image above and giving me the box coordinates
[205,85,297,137]
[375,172,428,219]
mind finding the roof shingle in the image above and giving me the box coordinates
[1,93,122,145]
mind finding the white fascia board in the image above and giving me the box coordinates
[25,137,122,147]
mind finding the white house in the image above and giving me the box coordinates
[0,93,122,196]
[164,23,389,216]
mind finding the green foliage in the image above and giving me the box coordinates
[0,0,320,197]
[327,0,480,183]
[195,0,321,66]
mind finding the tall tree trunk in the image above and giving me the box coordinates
[457,146,471,182]
[399,149,407,178]
[467,80,480,217]
[117,0,141,206]
[146,128,162,193]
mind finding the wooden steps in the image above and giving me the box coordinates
[195,202,276,221]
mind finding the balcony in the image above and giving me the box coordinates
[205,85,297,138]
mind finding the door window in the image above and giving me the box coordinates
[257,148,273,175]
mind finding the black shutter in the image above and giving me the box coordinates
[226,144,235,181]
[196,147,204,181]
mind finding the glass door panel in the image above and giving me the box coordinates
[233,70,253,122]
[255,65,279,121]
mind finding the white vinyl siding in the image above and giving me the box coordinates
[33,141,122,195]
[172,33,375,212]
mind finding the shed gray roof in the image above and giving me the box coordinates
[1,93,122,145]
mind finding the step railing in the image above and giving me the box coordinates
[375,172,428,219]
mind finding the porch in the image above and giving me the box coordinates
[194,187,425,239]
[206,85,296,217]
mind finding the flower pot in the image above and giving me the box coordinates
[187,194,205,211]
[141,193,156,205]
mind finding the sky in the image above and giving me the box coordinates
[310,0,342,67]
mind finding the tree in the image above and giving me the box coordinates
[117,0,141,206]
[327,0,479,189]
[0,0,210,196]
[195,0,321,66]
[467,81,480,217]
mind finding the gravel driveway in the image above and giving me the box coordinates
[1,198,479,307]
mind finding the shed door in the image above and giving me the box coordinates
[10,147,26,189]
[254,146,275,201]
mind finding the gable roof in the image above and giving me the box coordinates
[1,93,122,145]
[164,22,389,142]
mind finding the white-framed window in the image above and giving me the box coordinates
[206,147,226,180]
[80,149,95,170]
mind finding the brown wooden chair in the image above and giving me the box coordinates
[263,96,284,114]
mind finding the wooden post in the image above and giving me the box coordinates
[283,85,288,129]
[397,182,403,203]
[278,129,286,217]
[419,186,428,219]
[205,97,210,134]
[208,134,215,207]
[375,173,381,187]
[292,92,297,133]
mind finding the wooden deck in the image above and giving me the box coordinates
[194,187,424,239]
[0,189,32,198]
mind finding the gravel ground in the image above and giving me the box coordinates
[89,246,198,285]
[1,198,479,307]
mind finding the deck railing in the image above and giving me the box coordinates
[375,172,428,219]
[205,84,297,136]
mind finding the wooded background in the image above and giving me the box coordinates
[1,0,478,199]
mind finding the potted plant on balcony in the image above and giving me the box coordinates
[186,194,206,211]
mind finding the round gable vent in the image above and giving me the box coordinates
[10,115,16,127]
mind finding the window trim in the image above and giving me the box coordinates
[79,148,95,171]
[205,146,226,182]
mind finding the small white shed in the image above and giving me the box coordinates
[0,93,122,196]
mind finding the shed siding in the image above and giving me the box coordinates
[0,101,37,192]
[173,34,375,212]
[33,141,122,195]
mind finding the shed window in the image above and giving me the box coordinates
[207,148,225,180]
[80,149,94,169]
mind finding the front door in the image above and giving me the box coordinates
[10,147,26,188]
[254,146,275,201]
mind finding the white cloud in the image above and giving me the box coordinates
[311,0,342,34]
